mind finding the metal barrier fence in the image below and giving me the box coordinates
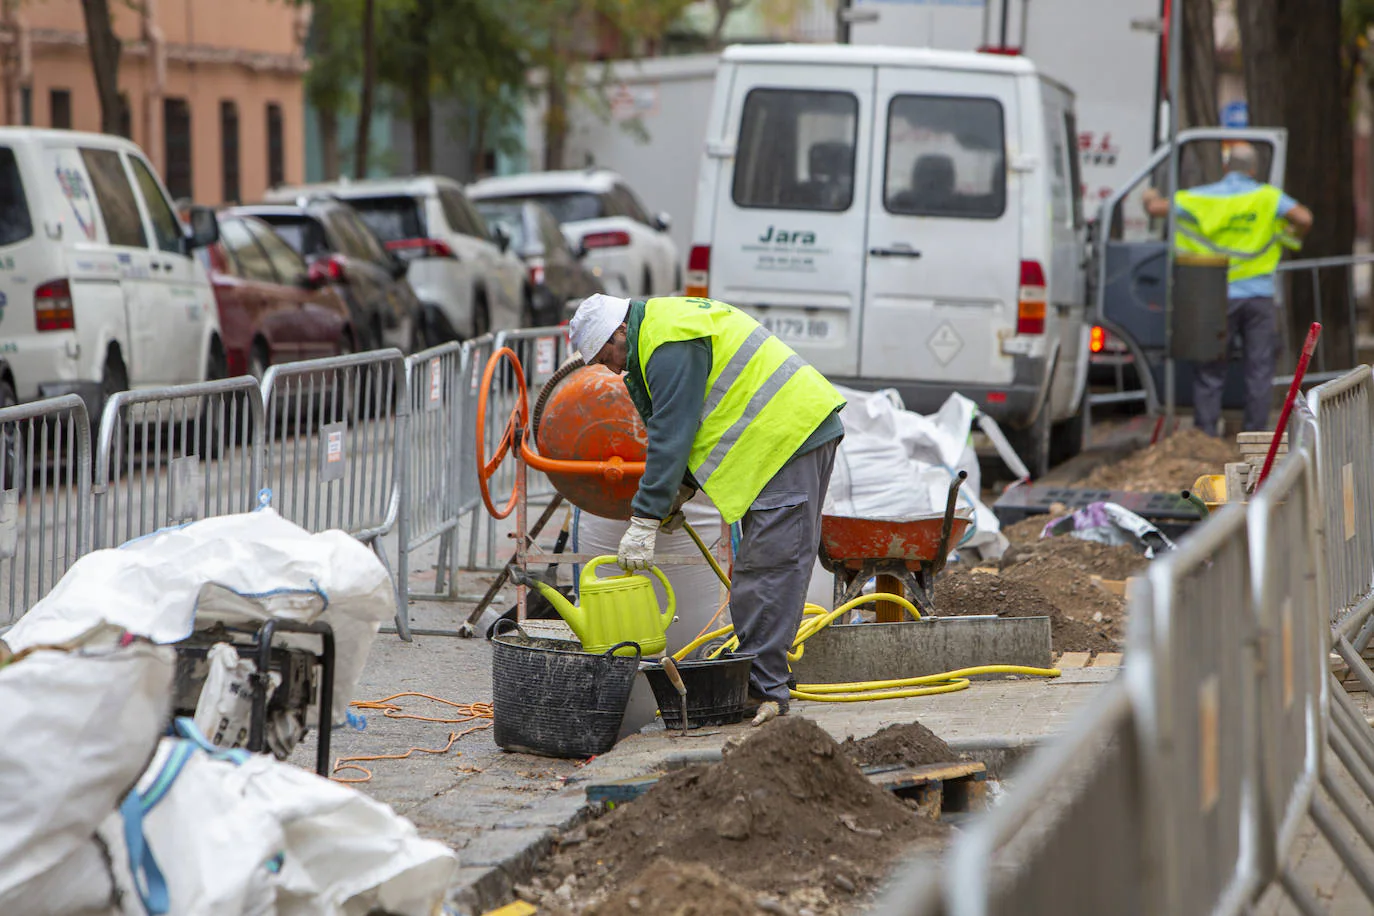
[940,677,1145,916]
[1132,501,1258,916]
[92,378,265,550]
[259,349,406,544]
[458,334,494,571]
[399,341,466,609]
[1306,367,1374,625]
[0,395,91,625]
[1274,253,1374,375]
[467,327,573,571]
[1248,438,1328,881]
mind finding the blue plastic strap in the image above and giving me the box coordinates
[173,717,251,764]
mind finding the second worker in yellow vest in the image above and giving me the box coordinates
[569,293,846,725]
[1143,141,1313,435]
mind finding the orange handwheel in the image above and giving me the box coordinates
[475,346,529,519]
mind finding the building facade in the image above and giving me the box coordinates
[0,0,308,205]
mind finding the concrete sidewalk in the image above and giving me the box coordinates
[291,564,1116,914]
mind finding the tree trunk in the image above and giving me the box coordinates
[543,52,568,171]
[79,0,122,135]
[470,103,488,180]
[1180,0,1221,181]
[406,0,432,174]
[320,109,340,179]
[1241,0,1355,369]
[354,0,376,179]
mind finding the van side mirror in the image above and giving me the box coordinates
[653,212,671,233]
[184,206,219,251]
[493,225,512,254]
[574,241,590,260]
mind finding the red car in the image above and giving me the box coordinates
[199,214,356,378]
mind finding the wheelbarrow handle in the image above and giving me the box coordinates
[931,470,968,579]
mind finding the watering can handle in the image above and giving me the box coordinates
[581,556,677,628]
[645,565,677,629]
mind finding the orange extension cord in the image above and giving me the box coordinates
[330,692,494,784]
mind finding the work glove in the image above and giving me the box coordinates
[618,516,660,571]
[661,484,696,533]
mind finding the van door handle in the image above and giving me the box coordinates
[869,246,922,259]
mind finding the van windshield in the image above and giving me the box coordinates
[0,148,32,246]
[732,89,858,212]
[883,95,1006,220]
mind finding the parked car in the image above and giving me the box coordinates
[467,168,681,300]
[689,45,1090,477]
[196,214,356,378]
[266,177,524,345]
[474,199,605,326]
[232,200,419,354]
[0,128,222,418]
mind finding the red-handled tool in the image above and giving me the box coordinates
[1258,321,1321,488]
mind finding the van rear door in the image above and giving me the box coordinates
[709,63,873,378]
[861,67,1020,393]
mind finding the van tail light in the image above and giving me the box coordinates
[581,230,631,250]
[1090,325,1107,353]
[529,264,545,287]
[686,245,710,297]
[386,238,455,260]
[35,279,75,331]
[1016,260,1047,335]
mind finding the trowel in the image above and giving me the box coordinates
[660,656,720,738]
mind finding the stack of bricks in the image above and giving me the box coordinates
[1225,431,1288,501]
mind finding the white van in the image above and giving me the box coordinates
[0,129,222,417]
[690,45,1089,475]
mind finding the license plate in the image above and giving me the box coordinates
[759,314,835,343]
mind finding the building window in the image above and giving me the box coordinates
[50,89,71,129]
[117,94,132,139]
[20,87,31,126]
[266,103,284,188]
[163,97,192,202]
[220,101,240,204]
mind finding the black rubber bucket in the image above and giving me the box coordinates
[643,653,755,730]
[491,630,641,758]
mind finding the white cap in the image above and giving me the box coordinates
[569,294,631,361]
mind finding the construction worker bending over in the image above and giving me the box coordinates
[569,294,846,725]
[1143,141,1313,436]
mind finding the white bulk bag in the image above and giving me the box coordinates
[3,508,394,723]
[0,634,173,912]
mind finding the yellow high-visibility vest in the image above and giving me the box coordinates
[635,296,846,523]
[1174,185,1298,283]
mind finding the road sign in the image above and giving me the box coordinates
[1222,101,1248,129]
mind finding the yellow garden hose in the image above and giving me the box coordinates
[674,522,1061,701]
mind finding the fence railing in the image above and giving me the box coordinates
[92,377,265,550]
[1306,367,1374,626]
[0,395,91,625]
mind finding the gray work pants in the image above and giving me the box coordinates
[1193,295,1279,436]
[728,438,838,706]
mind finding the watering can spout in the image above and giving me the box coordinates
[507,565,586,632]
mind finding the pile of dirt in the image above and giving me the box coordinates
[1001,513,1056,545]
[529,717,947,915]
[841,721,958,769]
[587,861,770,916]
[1001,536,1148,581]
[933,569,1119,653]
[1077,427,1239,493]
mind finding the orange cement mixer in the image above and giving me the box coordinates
[476,346,647,520]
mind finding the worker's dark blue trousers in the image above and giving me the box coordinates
[1193,296,1279,436]
[729,438,838,707]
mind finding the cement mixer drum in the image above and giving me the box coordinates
[536,365,647,519]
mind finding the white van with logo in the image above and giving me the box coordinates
[0,129,222,419]
[689,45,1088,475]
